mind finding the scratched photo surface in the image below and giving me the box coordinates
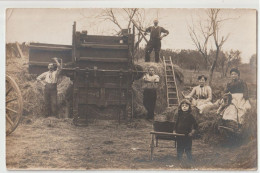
[5,8,257,170]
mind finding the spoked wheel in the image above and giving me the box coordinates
[6,75,23,136]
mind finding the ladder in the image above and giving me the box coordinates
[163,56,180,107]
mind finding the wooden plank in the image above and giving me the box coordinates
[79,57,128,62]
[29,45,72,51]
[29,61,73,67]
[80,43,128,49]
[150,131,185,136]
[30,42,72,48]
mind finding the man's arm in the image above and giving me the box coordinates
[37,72,47,81]
[161,27,169,35]
[154,75,160,83]
[144,26,152,35]
[53,57,61,76]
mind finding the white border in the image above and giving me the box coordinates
[0,0,259,173]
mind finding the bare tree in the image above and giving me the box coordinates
[188,9,230,85]
[188,15,214,67]
[98,8,139,35]
[208,9,229,84]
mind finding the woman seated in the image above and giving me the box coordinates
[224,68,251,123]
[185,75,213,114]
[217,93,241,134]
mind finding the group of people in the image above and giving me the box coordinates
[36,18,252,162]
[142,66,251,162]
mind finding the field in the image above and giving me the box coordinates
[6,117,257,170]
[5,43,257,170]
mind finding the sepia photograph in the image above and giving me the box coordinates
[5,7,257,170]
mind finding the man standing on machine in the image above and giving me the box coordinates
[144,19,169,63]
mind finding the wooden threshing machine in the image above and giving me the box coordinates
[29,22,137,124]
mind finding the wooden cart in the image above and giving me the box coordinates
[150,121,184,160]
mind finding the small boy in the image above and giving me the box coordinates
[174,99,198,161]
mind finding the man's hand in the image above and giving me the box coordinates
[160,33,168,40]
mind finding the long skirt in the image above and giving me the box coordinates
[231,93,251,123]
[192,99,213,114]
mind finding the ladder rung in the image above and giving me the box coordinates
[166,70,173,72]
[169,98,178,100]
[167,81,175,83]
[168,92,177,94]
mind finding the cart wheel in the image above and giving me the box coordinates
[6,75,23,136]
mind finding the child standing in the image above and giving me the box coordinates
[174,99,198,161]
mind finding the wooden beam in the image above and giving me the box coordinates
[16,42,24,58]
[78,57,128,62]
[131,19,148,43]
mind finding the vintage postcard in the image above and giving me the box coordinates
[5,8,257,170]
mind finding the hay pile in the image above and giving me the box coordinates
[6,43,73,119]
[132,62,184,118]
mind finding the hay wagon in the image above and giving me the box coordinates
[28,22,138,124]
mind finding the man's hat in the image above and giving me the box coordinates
[153,18,159,23]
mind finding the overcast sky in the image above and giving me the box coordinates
[6,8,256,63]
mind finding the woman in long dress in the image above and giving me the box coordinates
[185,75,213,114]
[224,68,251,123]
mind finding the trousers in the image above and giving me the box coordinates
[44,83,57,117]
[176,136,192,161]
[143,89,157,119]
[145,39,161,63]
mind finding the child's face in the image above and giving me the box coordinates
[181,103,190,112]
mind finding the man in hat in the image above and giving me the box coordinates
[37,57,61,118]
[144,19,169,63]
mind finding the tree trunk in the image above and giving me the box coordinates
[209,47,219,85]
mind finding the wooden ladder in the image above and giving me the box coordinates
[163,56,180,107]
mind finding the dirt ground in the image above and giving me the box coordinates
[6,117,257,170]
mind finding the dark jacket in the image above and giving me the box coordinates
[225,79,249,99]
[174,111,198,135]
[145,26,169,40]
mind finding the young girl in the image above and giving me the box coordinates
[174,99,198,161]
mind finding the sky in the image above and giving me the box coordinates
[6,8,257,63]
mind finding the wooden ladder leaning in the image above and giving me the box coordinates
[163,56,180,107]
